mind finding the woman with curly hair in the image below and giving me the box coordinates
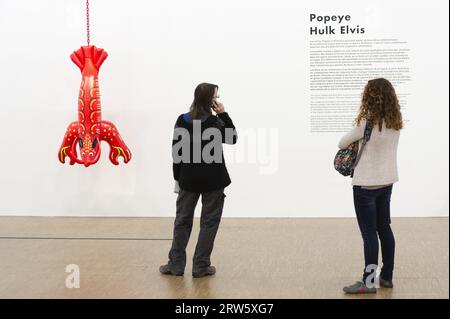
[339,78,403,294]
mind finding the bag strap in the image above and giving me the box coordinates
[354,121,373,167]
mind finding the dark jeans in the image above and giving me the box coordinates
[353,185,396,283]
[168,188,225,273]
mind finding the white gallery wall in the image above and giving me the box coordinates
[0,0,448,217]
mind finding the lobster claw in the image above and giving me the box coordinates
[100,121,132,165]
[58,122,83,165]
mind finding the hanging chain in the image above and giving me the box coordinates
[86,0,91,46]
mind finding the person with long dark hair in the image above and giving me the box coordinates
[160,83,237,278]
[339,78,403,294]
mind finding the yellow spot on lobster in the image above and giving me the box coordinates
[90,110,101,123]
[60,146,70,162]
[111,146,128,162]
[90,99,98,111]
[90,87,100,98]
[91,123,99,135]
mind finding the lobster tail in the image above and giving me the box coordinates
[70,46,108,73]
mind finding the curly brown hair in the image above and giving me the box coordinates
[356,78,403,131]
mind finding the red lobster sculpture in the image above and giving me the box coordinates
[58,46,131,167]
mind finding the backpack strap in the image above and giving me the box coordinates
[363,121,373,144]
[182,112,192,123]
[353,121,373,170]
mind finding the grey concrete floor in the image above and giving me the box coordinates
[0,217,448,299]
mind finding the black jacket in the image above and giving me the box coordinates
[172,112,237,193]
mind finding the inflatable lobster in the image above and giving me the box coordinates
[58,45,131,167]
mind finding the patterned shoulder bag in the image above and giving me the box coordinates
[334,122,373,177]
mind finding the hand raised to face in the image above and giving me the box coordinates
[212,100,225,114]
